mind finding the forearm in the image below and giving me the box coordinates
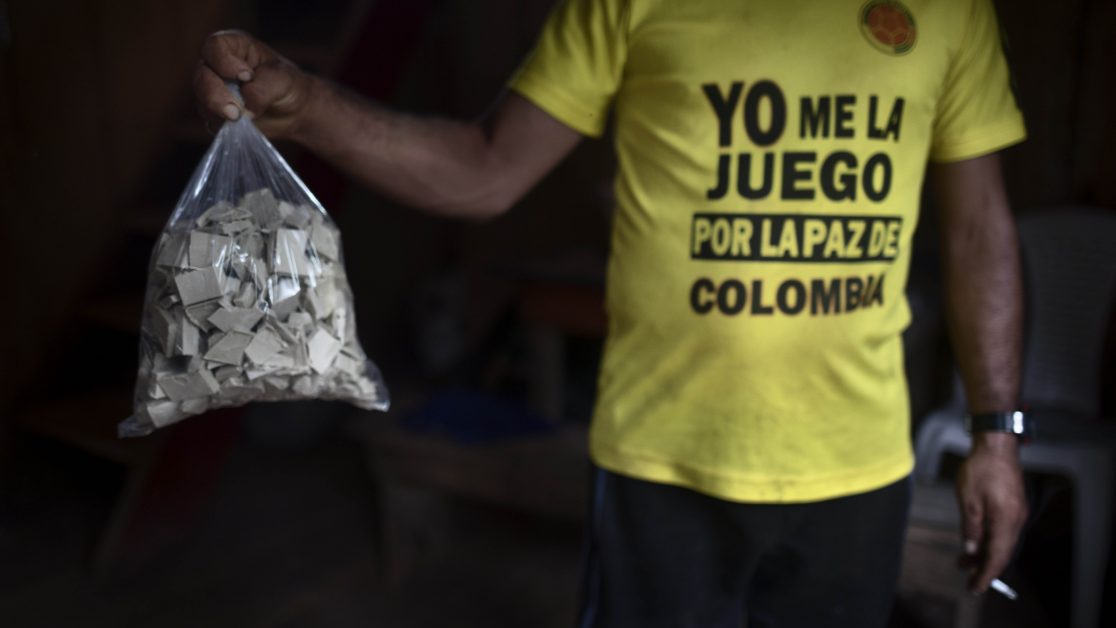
[933,156,1024,444]
[197,32,580,217]
[292,77,510,219]
[941,216,1022,411]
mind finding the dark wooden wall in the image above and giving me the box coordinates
[997,0,1116,209]
[0,0,230,417]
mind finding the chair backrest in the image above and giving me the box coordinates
[1018,207,1116,418]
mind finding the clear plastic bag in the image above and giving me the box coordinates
[120,96,389,437]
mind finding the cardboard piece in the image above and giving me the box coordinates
[233,281,258,308]
[270,277,302,318]
[272,228,313,278]
[292,375,319,396]
[189,231,234,268]
[333,351,363,376]
[156,368,220,401]
[263,375,290,393]
[243,188,281,225]
[175,268,224,305]
[248,258,270,287]
[209,306,264,333]
[213,365,241,383]
[144,400,181,427]
[148,379,167,400]
[245,364,278,381]
[177,316,202,356]
[222,276,242,300]
[328,307,350,340]
[244,327,284,365]
[221,219,255,236]
[150,307,177,355]
[204,331,254,365]
[242,231,266,260]
[279,201,314,228]
[180,398,210,415]
[307,327,342,374]
[287,311,314,333]
[185,301,223,332]
[310,223,339,261]
[155,232,189,269]
[195,200,236,227]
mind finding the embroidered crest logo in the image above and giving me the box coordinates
[860,0,917,55]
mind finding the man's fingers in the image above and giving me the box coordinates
[201,30,263,81]
[971,516,1019,593]
[194,63,241,122]
[957,494,986,587]
[194,31,307,139]
[960,497,984,554]
[240,62,296,117]
[970,495,1027,593]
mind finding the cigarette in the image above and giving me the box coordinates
[990,578,1018,601]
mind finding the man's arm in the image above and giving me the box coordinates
[930,153,1028,594]
[194,31,582,219]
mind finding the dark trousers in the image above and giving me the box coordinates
[577,468,911,628]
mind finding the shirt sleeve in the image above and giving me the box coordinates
[929,0,1026,162]
[508,0,630,138]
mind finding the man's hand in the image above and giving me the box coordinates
[194,30,314,138]
[956,432,1027,593]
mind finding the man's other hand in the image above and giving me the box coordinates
[955,432,1027,594]
[194,30,313,138]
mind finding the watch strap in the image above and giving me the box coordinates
[965,410,1034,440]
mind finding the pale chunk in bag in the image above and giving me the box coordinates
[121,113,388,437]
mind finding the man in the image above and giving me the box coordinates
[196,0,1028,625]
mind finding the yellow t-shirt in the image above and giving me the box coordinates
[510,0,1025,502]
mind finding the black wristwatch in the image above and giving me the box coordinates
[965,410,1035,441]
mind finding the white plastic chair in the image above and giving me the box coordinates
[914,206,1116,628]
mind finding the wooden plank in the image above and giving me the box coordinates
[1070,0,1116,206]
[996,0,1086,207]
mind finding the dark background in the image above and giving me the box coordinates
[1,1,1113,627]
